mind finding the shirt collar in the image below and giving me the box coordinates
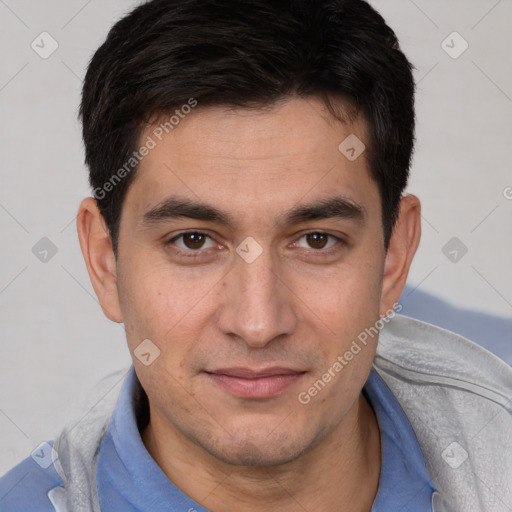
[365,366,436,511]
[97,365,436,511]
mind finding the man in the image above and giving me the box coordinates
[1,0,511,511]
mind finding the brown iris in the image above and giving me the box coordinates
[182,232,207,249]
[305,233,329,249]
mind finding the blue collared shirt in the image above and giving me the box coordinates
[96,366,435,511]
[0,365,435,511]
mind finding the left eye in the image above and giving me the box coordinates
[294,232,339,250]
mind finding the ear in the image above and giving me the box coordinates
[380,194,421,316]
[76,197,123,323]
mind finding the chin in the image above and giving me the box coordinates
[194,422,325,467]
[206,440,306,467]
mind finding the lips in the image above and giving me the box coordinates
[205,367,305,399]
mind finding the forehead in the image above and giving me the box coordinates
[123,96,379,228]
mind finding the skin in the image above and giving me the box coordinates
[77,96,421,511]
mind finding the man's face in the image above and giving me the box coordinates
[115,97,387,466]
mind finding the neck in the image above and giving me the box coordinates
[142,393,381,512]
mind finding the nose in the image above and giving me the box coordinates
[216,244,297,349]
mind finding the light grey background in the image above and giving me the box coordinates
[1,0,511,474]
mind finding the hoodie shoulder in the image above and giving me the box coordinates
[376,313,512,403]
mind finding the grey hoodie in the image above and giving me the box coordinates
[49,314,512,511]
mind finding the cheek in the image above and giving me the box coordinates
[302,253,382,336]
[116,260,176,350]
[296,255,383,397]
[117,259,219,362]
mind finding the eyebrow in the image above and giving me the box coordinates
[140,194,366,229]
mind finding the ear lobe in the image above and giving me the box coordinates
[380,194,421,316]
[76,197,123,323]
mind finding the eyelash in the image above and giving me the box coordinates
[165,230,346,258]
